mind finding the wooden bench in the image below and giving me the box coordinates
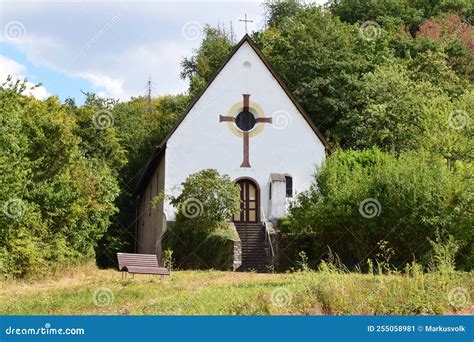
[117,253,170,279]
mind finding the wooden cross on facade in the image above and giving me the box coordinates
[219,94,272,168]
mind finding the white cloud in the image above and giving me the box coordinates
[27,82,49,99]
[1,28,194,100]
[77,40,191,99]
[0,55,24,75]
[0,55,50,99]
[2,32,194,100]
[75,72,126,99]
[0,1,264,101]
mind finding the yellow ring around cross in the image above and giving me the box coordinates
[226,100,267,138]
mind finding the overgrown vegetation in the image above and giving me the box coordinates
[0,80,122,278]
[0,80,189,278]
[162,169,240,269]
[168,169,240,230]
[95,93,188,267]
[285,148,473,270]
[1,0,473,278]
[1,257,471,315]
[180,4,472,272]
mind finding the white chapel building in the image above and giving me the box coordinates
[135,35,328,264]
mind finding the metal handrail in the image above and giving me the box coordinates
[261,206,275,258]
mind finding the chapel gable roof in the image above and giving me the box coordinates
[135,34,329,195]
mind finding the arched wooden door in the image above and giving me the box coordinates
[234,178,260,223]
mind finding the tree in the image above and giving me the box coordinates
[339,57,472,164]
[329,0,473,34]
[169,169,240,230]
[253,4,394,143]
[264,0,305,28]
[95,93,188,267]
[422,89,474,168]
[180,26,235,98]
[0,79,120,277]
[417,14,474,82]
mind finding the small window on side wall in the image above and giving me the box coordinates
[285,176,293,197]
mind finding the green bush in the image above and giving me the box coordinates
[162,169,241,269]
[287,148,473,270]
[277,232,322,271]
[0,80,120,278]
[277,217,291,233]
[162,222,238,270]
[169,169,240,231]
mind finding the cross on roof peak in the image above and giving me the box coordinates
[238,13,253,34]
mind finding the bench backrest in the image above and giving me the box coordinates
[117,253,159,270]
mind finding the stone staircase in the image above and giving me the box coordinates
[235,222,271,272]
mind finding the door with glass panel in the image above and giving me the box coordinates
[234,179,259,223]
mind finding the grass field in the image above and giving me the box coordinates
[1,263,472,315]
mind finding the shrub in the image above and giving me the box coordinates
[286,148,473,270]
[162,223,238,270]
[169,169,240,231]
[428,232,460,276]
[163,169,241,269]
[277,217,291,233]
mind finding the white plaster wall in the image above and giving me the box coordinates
[164,41,325,221]
[269,180,287,219]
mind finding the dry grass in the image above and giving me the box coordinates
[0,263,472,315]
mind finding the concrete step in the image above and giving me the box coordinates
[235,222,269,273]
[242,256,268,260]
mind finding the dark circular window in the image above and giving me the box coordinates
[235,110,256,131]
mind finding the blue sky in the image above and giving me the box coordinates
[0,0,324,104]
